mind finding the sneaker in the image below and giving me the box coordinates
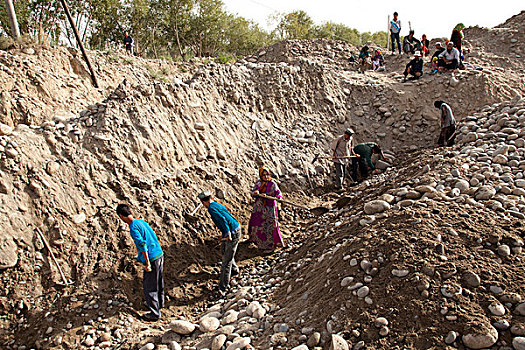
[141,313,159,322]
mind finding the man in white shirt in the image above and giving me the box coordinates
[438,42,460,70]
[389,12,402,55]
[331,128,355,190]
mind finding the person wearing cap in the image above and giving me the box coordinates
[432,42,445,61]
[351,142,385,183]
[198,190,240,292]
[389,12,402,55]
[434,100,456,146]
[438,42,460,70]
[403,30,421,55]
[331,128,356,190]
[403,51,424,81]
[116,203,164,322]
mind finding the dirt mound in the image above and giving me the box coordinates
[253,95,525,349]
[0,46,196,127]
[464,11,525,72]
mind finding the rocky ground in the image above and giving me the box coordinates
[1,10,525,350]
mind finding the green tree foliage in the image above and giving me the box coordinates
[0,1,389,59]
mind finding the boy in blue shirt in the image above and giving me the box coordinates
[116,204,164,321]
[198,190,240,293]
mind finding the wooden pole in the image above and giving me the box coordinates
[4,0,20,39]
[59,0,99,88]
[387,15,390,51]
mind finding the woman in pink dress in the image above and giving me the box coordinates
[248,167,284,252]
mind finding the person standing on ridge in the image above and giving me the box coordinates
[124,31,133,55]
[198,190,240,293]
[116,204,164,322]
[389,12,402,55]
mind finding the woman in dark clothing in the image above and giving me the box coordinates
[450,23,465,59]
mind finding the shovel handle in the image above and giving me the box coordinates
[35,228,72,285]
[257,194,310,210]
[190,202,203,216]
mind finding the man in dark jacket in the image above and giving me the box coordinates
[403,51,423,81]
[351,142,384,182]
[403,30,421,54]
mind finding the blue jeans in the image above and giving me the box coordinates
[391,33,401,53]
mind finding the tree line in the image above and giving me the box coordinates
[0,0,388,60]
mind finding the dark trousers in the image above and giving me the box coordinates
[220,227,240,290]
[351,157,369,182]
[438,58,458,70]
[391,33,401,53]
[438,125,456,146]
[403,67,422,79]
[143,255,164,318]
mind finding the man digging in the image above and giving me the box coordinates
[116,204,164,322]
[198,190,240,294]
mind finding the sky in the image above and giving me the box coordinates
[221,0,524,40]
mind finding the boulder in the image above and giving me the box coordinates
[170,320,196,335]
[0,237,18,269]
[199,316,220,333]
[462,325,498,349]
[329,334,349,350]
[475,186,496,200]
[363,200,390,215]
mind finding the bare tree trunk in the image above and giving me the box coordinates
[174,21,185,60]
[59,0,99,88]
[4,0,20,39]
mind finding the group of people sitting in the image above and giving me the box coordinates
[403,40,462,81]
[358,46,385,72]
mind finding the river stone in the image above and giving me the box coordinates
[291,346,309,350]
[462,271,481,287]
[211,334,227,350]
[307,332,321,347]
[514,337,525,350]
[199,316,220,332]
[363,200,390,215]
[169,341,182,350]
[375,160,391,170]
[357,286,369,298]
[222,310,239,324]
[0,237,18,269]
[488,302,505,316]
[455,179,470,193]
[329,334,349,350]
[445,331,457,344]
[516,303,525,316]
[170,320,196,335]
[461,325,498,349]
[0,123,13,136]
[475,186,496,200]
[139,344,154,350]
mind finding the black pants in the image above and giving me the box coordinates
[351,157,369,182]
[143,256,164,318]
[220,227,240,290]
[438,125,456,147]
[403,67,422,79]
[438,58,458,70]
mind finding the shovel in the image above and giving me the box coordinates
[312,154,358,164]
[35,227,74,286]
[184,202,203,222]
[257,194,329,216]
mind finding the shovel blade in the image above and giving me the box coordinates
[310,207,329,216]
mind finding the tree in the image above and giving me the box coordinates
[272,10,314,40]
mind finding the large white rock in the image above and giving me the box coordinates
[221,310,239,325]
[455,180,470,193]
[461,325,498,349]
[363,200,390,215]
[211,334,227,350]
[513,337,525,350]
[246,301,266,319]
[329,334,349,350]
[225,337,250,350]
[199,316,220,332]
[170,320,196,335]
[0,123,13,136]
